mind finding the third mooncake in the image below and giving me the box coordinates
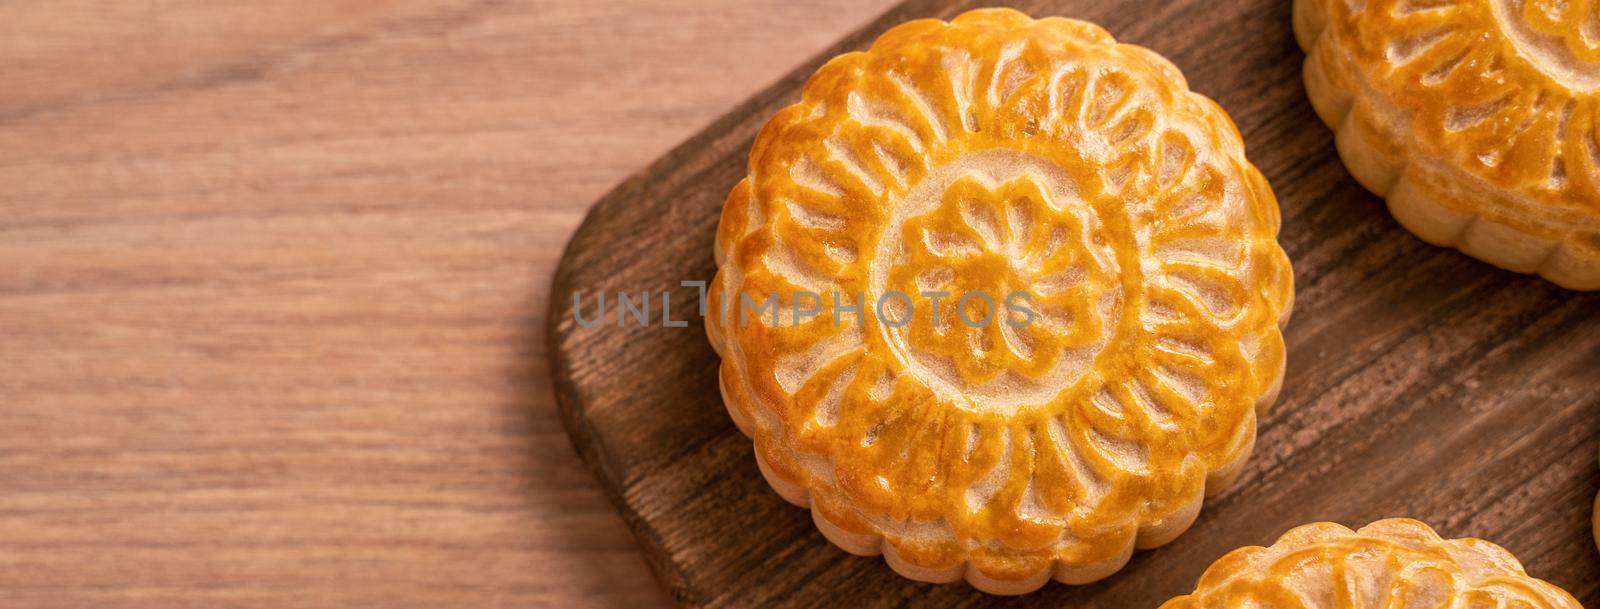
[1161,519,1583,608]
[1295,0,1600,289]
[707,9,1293,593]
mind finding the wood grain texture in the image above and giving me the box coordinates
[548,0,1600,607]
[0,1,898,607]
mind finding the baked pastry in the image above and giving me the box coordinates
[1294,0,1600,290]
[1161,519,1583,608]
[706,8,1293,594]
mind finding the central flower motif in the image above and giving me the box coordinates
[877,165,1122,415]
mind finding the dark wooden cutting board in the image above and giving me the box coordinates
[547,0,1600,606]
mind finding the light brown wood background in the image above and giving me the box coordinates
[0,1,897,607]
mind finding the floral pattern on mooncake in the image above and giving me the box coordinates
[708,8,1293,594]
[1162,519,1583,609]
[1296,0,1600,289]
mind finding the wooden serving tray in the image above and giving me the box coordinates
[547,1,1600,606]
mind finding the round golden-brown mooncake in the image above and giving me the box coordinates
[706,8,1293,594]
[1294,0,1600,290]
[1161,519,1583,608]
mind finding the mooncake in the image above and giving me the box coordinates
[1294,0,1600,289]
[707,8,1293,594]
[1161,519,1582,608]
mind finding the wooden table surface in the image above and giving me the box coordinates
[0,2,897,607]
[546,1,1600,607]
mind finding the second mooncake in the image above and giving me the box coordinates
[708,8,1294,594]
[1161,519,1583,608]
[1295,0,1600,289]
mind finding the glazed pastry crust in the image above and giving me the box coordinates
[1160,519,1583,608]
[709,8,1293,594]
[1294,0,1600,290]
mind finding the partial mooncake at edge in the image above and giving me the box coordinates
[1161,519,1583,608]
[707,8,1293,594]
[1295,0,1600,290]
